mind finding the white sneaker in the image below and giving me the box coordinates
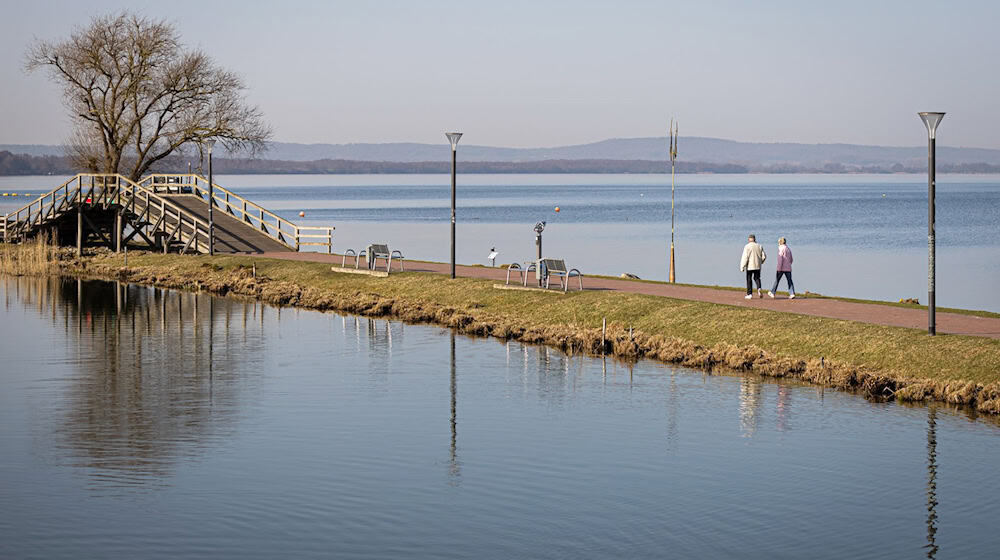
[744,294,753,300]
[767,291,774,298]
[789,294,796,299]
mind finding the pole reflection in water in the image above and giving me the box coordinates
[449,330,460,484]
[925,406,939,559]
[665,370,679,452]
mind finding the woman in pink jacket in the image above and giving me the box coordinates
[768,237,795,299]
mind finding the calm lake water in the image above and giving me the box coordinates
[2,173,998,311]
[2,275,999,559]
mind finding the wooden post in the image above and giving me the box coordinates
[601,317,606,355]
[115,210,123,253]
[76,203,83,256]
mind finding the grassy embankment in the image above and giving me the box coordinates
[3,243,1000,413]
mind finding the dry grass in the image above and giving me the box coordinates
[0,233,59,276]
[45,251,1000,415]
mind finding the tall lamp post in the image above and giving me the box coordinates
[446,132,463,279]
[918,112,944,336]
[204,138,216,256]
[668,119,678,283]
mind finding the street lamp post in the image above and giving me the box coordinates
[446,132,463,279]
[918,112,944,336]
[668,119,678,283]
[204,138,216,256]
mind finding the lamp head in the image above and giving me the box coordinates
[534,221,546,234]
[203,138,217,154]
[446,132,463,151]
[918,112,945,139]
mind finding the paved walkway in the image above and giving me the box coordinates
[261,252,1000,339]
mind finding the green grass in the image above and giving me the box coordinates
[103,252,1000,387]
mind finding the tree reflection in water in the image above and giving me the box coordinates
[11,276,266,490]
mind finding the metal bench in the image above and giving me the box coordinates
[365,243,404,272]
[540,258,583,292]
[505,262,537,286]
[341,248,359,268]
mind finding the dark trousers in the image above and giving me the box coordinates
[771,271,795,295]
[746,269,761,294]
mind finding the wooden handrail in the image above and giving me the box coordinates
[4,172,332,254]
[2,173,212,252]
[140,173,334,253]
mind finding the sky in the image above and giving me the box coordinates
[1,0,998,149]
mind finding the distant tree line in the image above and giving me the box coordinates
[4,150,1000,176]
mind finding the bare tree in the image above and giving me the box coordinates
[25,12,270,181]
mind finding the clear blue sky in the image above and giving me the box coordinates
[1,0,997,148]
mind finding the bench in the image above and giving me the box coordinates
[341,248,359,268]
[362,243,404,272]
[505,262,537,286]
[540,258,583,292]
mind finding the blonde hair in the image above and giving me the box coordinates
[778,237,787,245]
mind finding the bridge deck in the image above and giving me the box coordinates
[1,174,332,255]
[161,195,291,253]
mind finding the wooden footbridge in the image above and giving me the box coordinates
[0,174,333,254]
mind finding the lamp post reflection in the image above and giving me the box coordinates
[925,406,939,559]
[449,330,460,483]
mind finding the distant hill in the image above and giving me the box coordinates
[0,144,66,157]
[4,136,1000,173]
[240,137,1000,167]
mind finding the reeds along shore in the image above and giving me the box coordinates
[2,246,1000,416]
[0,233,56,276]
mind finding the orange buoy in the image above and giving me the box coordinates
[554,206,560,212]
[299,211,305,217]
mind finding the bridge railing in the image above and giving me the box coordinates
[2,174,212,253]
[140,173,333,253]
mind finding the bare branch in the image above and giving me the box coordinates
[25,11,271,181]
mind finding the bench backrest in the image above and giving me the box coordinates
[369,243,390,256]
[541,258,567,274]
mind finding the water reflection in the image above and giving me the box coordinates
[739,378,763,437]
[926,407,939,559]
[5,276,264,490]
[449,331,460,484]
[776,386,792,432]
[6,277,999,559]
